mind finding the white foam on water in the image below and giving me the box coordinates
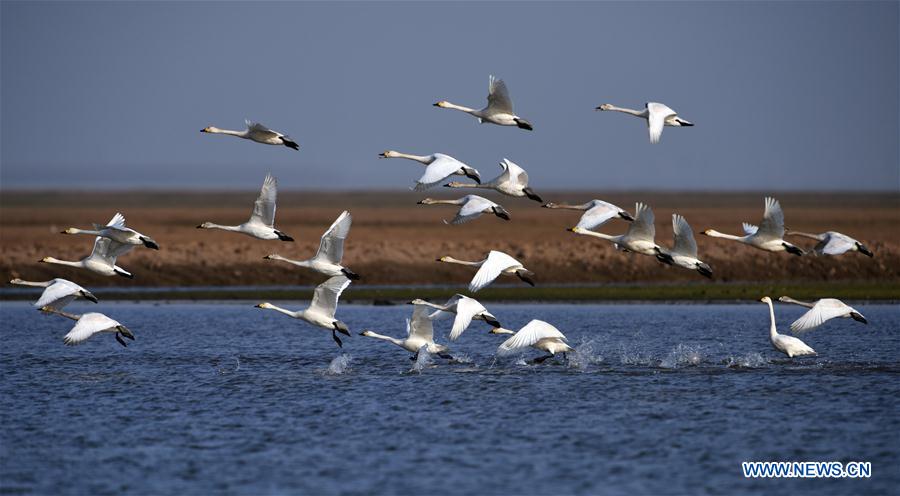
[567,339,604,371]
[408,348,434,374]
[325,354,353,375]
[660,344,703,369]
[618,344,655,366]
[725,352,767,369]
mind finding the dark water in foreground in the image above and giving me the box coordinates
[1,302,898,495]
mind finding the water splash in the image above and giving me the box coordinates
[212,356,241,375]
[568,339,604,371]
[325,354,353,375]
[409,349,434,374]
[450,353,474,365]
[660,344,703,369]
[725,352,767,369]
[618,345,655,367]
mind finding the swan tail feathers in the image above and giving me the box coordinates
[341,268,361,280]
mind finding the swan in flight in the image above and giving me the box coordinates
[786,230,874,257]
[569,202,673,262]
[410,295,501,341]
[197,173,294,241]
[542,199,634,230]
[62,212,159,250]
[264,211,359,280]
[43,307,134,347]
[201,119,299,150]
[41,213,136,278]
[437,250,535,292]
[444,158,543,202]
[760,297,816,358]
[417,195,511,224]
[657,214,713,278]
[702,197,804,256]
[434,75,533,130]
[255,275,352,348]
[778,296,868,333]
[595,102,693,144]
[9,278,98,310]
[378,150,481,191]
[359,303,451,359]
[494,320,574,363]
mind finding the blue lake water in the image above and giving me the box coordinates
[1,301,898,495]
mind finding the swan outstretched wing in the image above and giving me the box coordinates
[250,173,278,226]
[63,313,120,345]
[626,202,655,241]
[88,237,134,265]
[742,223,759,236]
[469,250,519,292]
[408,304,435,342]
[451,195,492,225]
[245,120,280,139]
[35,280,82,310]
[646,103,674,144]
[309,275,351,319]
[486,75,514,114]
[500,158,528,186]
[756,197,785,240]
[671,214,698,258]
[790,299,852,333]
[497,320,566,355]
[314,211,351,263]
[416,154,466,191]
[449,295,489,341]
[576,201,624,230]
[816,233,855,255]
[106,213,126,230]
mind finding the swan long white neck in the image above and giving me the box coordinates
[445,182,491,189]
[10,279,52,288]
[765,299,779,341]
[440,257,482,267]
[264,304,301,318]
[787,231,824,241]
[425,199,465,206]
[208,127,248,137]
[780,296,815,308]
[440,102,478,115]
[575,230,618,242]
[703,230,746,242]
[44,307,81,321]
[43,257,84,269]
[363,331,404,347]
[387,152,432,164]
[266,254,311,268]
[603,105,647,118]
[545,202,590,211]
[203,223,243,232]
[65,228,103,236]
[416,301,449,312]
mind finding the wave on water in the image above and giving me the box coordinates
[660,344,704,369]
[408,349,433,374]
[725,352,768,369]
[211,356,241,375]
[324,354,353,375]
[618,344,656,367]
[568,339,604,371]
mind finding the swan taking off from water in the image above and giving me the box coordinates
[434,75,533,130]
[42,213,136,278]
[702,197,804,256]
[494,320,574,363]
[63,212,158,250]
[197,173,294,241]
[378,150,481,191]
[264,211,359,280]
[359,303,451,358]
[778,296,868,333]
[9,278,98,310]
[444,158,543,202]
[44,307,134,347]
[760,297,816,358]
[570,203,673,262]
[542,199,634,230]
[658,214,713,278]
[418,195,511,224]
[786,230,874,257]
[595,102,693,144]
[255,275,352,348]
[201,120,299,150]
[437,250,535,292]
[411,294,501,341]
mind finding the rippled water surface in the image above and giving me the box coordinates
[1,301,898,495]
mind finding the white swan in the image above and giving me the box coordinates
[41,213,136,278]
[702,197,804,255]
[569,202,672,262]
[201,120,299,150]
[542,199,634,230]
[63,212,158,250]
[264,211,359,280]
[197,173,294,241]
[595,102,693,144]
[760,297,816,358]
[359,303,451,358]
[778,296,868,333]
[657,214,713,278]
[44,307,134,347]
[786,230,874,257]
[437,250,535,292]
[417,195,511,224]
[410,294,501,341]
[255,275,352,348]
[378,150,481,191]
[494,320,574,363]
[9,278,99,310]
[434,75,533,130]
[444,158,542,202]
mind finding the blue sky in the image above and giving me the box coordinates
[1,1,897,190]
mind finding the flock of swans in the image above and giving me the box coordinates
[11,75,874,362]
